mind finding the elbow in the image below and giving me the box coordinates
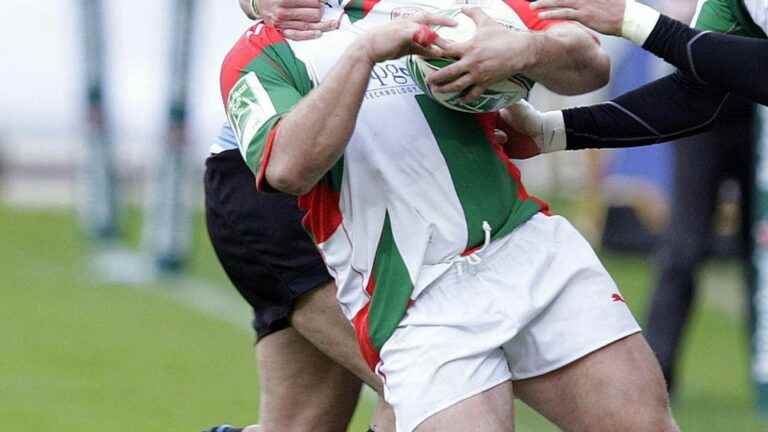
[592,50,611,88]
[265,161,314,196]
[550,24,611,95]
[584,50,611,91]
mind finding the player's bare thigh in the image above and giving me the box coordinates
[415,380,516,432]
[514,333,678,432]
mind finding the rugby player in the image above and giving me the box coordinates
[204,1,395,431]
[221,0,678,430]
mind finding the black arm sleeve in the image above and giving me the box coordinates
[642,14,768,105]
[563,70,731,150]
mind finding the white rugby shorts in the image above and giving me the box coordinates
[377,213,641,432]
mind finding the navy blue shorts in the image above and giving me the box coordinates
[204,149,332,340]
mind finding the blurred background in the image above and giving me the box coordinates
[2,0,766,430]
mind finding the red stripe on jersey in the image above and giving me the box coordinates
[220,24,287,107]
[298,182,343,244]
[352,302,381,371]
[255,124,280,192]
[481,112,551,216]
[503,0,564,31]
[362,0,380,15]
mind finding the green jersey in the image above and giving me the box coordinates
[692,0,767,37]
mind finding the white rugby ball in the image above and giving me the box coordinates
[406,6,536,113]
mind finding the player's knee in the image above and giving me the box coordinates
[621,393,678,432]
[626,411,679,432]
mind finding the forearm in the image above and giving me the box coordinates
[639,14,768,105]
[526,23,610,95]
[562,71,730,150]
[266,43,373,194]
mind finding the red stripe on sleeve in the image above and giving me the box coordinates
[220,24,287,107]
[298,182,343,244]
[255,123,280,192]
[503,0,565,31]
[362,0,381,15]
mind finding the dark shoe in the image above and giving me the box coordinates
[202,425,244,432]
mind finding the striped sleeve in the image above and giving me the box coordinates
[220,24,315,191]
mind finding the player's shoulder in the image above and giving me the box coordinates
[220,23,294,107]
[223,23,289,69]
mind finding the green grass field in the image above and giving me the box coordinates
[2,203,766,430]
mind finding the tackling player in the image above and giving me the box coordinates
[204,1,395,432]
[493,0,766,160]
[221,0,678,430]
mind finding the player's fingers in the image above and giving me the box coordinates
[412,24,439,46]
[493,129,509,146]
[278,20,317,31]
[538,8,579,21]
[437,39,471,59]
[427,58,469,84]
[411,44,445,59]
[501,100,539,135]
[461,7,494,26]
[431,73,475,94]
[463,84,486,102]
[275,7,323,23]
[307,19,340,32]
[412,13,457,28]
[530,0,572,9]
[282,29,323,40]
[277,0,323,8]
[431,35,453,50]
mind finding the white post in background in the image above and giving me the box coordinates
[78,0,120,241]
[142,0,197,274]
[753,104,768,416]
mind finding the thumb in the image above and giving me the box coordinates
[493,129,509,146]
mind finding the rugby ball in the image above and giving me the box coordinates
[406,6,536,113]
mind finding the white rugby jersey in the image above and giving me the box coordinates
[745,0,768,34]
[220,0,557,369]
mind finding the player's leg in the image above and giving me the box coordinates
[514,334,677,431]
[291,280,384,394]
[257,326,362,432]
[204,148,391,431]
[644,128,722,392]
[415,381,515,432]
[501,214,676,431]
[291,281,395,430]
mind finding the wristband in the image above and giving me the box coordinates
[539,111,567,153]
[621,0,661,46]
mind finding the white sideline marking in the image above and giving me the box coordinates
[90,246,252,331]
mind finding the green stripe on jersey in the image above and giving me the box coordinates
[243,42,314,109]
[345,0,368,23]
[368,212,413,351]
[227,40,315,176]
[694,0,767,37]
[416,96,528,248]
